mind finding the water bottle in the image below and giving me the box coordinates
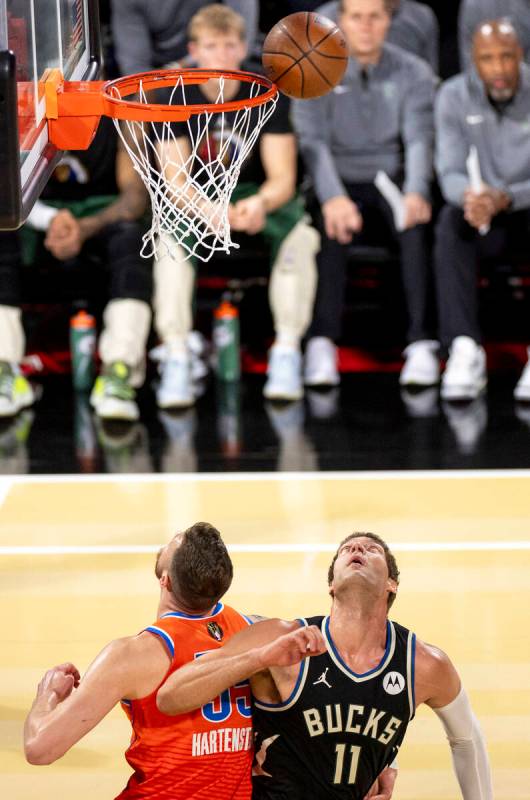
[70,309,96,391]
[213,296,240,382]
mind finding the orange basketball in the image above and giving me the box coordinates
[262,12,349,99]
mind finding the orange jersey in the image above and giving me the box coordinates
[116,602,253,800]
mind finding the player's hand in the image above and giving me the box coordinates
[257,625,326,669]
[402,193,431,229]
[363,765,397,800]
[322,196,363,244]
[45,209,83,260]
[36,663,80,707]
[230,195,267,235]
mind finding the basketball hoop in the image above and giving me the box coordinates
[44,69,279,261]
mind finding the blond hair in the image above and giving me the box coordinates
[188,3,247,43]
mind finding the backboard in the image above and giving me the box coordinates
[0,0,101,229]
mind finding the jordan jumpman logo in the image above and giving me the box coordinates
[313,667,332,688]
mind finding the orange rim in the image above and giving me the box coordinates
[101,68,278,123]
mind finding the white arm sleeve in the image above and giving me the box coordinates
[25,200,58,231]
[433,687,493,800]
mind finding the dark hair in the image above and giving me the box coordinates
[170,522,233,611]
[327,532,399,609]
[338,0,396,14]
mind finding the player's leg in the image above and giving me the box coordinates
[152,234,196,409]
[0,232,35,417]
[433,204,486,401]
[303,192,356,389]
[90,221,152,421]
[373,186,440,388]
[264,217,320,401]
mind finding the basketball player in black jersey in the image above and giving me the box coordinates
[157,532,493,800]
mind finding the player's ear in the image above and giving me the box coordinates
[160,572,171,590]
[188,41,198,62]
[387,577,398,597]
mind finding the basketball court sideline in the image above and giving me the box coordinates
[1,471,529,799]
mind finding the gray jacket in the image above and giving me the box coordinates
[458,0,530,70]
[111,0,259,75]
[292,43,437,204]
[317,0,439,72]
[435,63,530,210]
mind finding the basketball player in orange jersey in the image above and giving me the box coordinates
[23,523,257,798]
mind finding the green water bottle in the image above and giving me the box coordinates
[70,309,96,391]
[213,296,240,382]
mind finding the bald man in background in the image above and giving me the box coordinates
[459,0,530,70]
[434,20,530,402]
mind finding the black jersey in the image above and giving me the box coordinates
[158,64,292,186]
[252,616,416,800]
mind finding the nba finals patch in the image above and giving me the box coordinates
[207,622,224,641]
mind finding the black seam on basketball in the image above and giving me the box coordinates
[277,24,311,58]
[305,12,312,49]
[309,53,349,61]
[299,62,305,98]
[304,52,334,88]
[310,28,343,52]
[264,50,311,84]
[262,50,300,62]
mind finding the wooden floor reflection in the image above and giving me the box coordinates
[1,472,529,799]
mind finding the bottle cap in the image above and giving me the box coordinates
[214,300,238,319]
[71,309,96,329]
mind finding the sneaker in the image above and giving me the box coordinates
[157,355,194,408]
[514,347,530,401]
[0,361,35,418]
[399,340,440,387]
[440,336,487,401]
[263,346,303,401]
[90,361,139,421]
[304,337,340,387]
[150,332,209,383]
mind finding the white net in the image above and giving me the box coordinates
[109,72,279,262]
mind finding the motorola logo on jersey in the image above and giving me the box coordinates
[207,622,224,641]
[382,672,405,695]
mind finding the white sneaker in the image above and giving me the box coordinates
[441,336,487,401]
[399,340,440,387]
[263,346,303,401]
[514,347,530,401]
[304,337,340,387]
[157,356,194,408]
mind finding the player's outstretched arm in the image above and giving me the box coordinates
[157,620,326,716]
[24,633,170,765]
[415,640,493,800]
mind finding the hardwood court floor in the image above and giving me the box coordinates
[1,471,529,799]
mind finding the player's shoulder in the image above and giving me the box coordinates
[414,637,455,680]
[436,72,470,110]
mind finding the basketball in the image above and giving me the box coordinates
[262,12,349,100]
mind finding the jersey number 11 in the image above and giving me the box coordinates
[333,743,361,784]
